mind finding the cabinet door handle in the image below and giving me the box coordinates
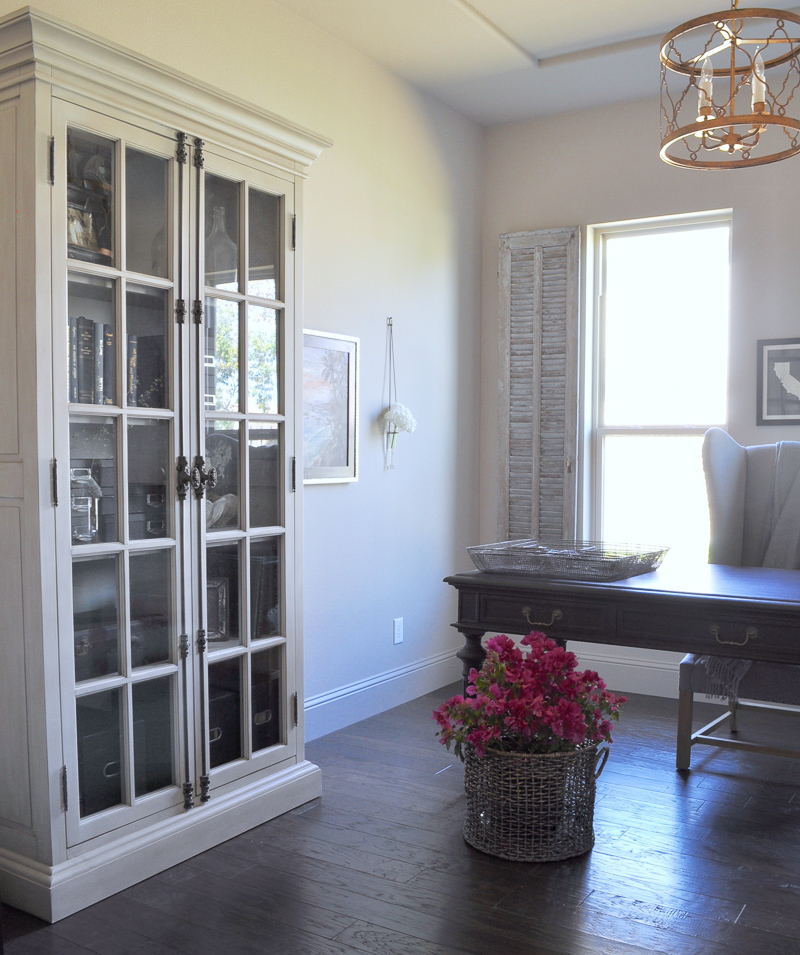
[521,607,563,628]
[711,624,757,646]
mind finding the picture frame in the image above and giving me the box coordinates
[303,330,359,483]
[757,338,800,425]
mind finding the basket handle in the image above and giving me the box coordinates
[594,746,610,779]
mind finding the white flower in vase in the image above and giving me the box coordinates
[382,402,417,468]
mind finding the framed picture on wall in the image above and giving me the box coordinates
[302,330,359,483]
[757,338,800,425]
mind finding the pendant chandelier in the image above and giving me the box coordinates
[660,1,800,168]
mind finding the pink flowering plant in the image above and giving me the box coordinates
[433,631,626,759]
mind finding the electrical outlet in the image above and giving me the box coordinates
[392,617,404,645]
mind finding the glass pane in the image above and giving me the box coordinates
[77,688,123,817]
[206,543,240,649]
[130,550,172,667]
[68,128,114,267]
[132,677,174,797]
[602,434,709,564]
[68,274,116,406]
[126,285,168,409]
[250,538,280,639]
[603,227,729,427]
[204,298,239,412]
[128,419,170,541]
[73,555,120,682]
[208,658,242,769]
[205,173,239,291]
[252,647,282,752]
[247,306,278,415]
[206,421,240,531]
[70,416,117,545]
[249,425,280,528]
[126,148,169,278]
[248,187,280,298]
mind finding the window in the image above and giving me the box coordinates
[590,214,731,563]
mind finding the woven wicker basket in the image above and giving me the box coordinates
[462,743,609,862]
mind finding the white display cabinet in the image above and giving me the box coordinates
[0,8,330,921]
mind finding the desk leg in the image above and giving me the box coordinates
[456,628,486,695]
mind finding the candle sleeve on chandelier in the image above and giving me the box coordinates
[752,52,766,111]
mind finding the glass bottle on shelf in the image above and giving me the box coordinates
[206,206,238,291]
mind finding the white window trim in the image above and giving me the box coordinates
[586,210,732,541]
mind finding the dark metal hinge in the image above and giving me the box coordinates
[193,137,205,169]
[48,137,55,185]
[176,131,188,165]
[192,300,203,325]
[52,459,58,506]
[176,299,187,324]
[291,456,297,492]
[292,693,299,728]
[200,775,211,803]
[60,765,68,811]
[291,214,296,251]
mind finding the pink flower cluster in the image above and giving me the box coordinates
[433,631,626,759]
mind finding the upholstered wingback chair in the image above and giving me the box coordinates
[676,427,800,770]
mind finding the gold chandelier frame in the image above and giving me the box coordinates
[660,4,800,169]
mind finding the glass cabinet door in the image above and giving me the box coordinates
[56,106,298,842]
[199,157,294,793]
[57,104,186,846]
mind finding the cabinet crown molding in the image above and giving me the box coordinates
[0,6,332,176]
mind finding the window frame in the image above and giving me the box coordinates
[586,210,732,542]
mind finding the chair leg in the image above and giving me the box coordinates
[677,689,694,770]
[729,699,738,733]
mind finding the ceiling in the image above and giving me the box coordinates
[272,0,800,126]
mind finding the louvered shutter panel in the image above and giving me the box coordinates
[497,228,580,541]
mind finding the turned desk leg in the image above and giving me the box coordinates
[456,628,486,695]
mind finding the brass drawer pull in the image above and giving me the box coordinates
[710,624,757,647]
[521,607,563,628]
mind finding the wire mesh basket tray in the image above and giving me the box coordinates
[467,539,668,582]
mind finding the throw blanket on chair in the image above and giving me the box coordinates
[700,440,800,701]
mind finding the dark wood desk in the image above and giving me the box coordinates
[445,563,800,685]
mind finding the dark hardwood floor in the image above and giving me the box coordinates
[6,685,800,954]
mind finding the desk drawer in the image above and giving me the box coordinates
[618,607,798,661]
[476,593,609,636]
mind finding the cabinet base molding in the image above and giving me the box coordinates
[0,760,321,922]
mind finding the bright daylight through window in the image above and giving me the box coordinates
[593,216,730,564]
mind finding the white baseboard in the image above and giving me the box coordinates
[305,648,462,741]
[568,643,683,699]
[303,644,683,742]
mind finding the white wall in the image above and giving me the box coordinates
[1,0,482,735]
[481,96,800,696]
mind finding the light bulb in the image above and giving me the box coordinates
[697,59,714,121]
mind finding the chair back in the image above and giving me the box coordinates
[703,427,799,568]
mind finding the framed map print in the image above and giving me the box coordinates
[757,338,800,425]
